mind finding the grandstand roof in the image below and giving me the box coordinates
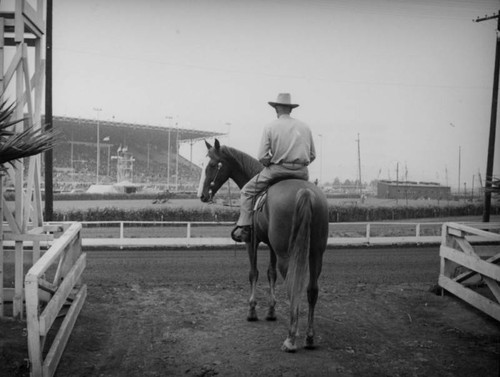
[45,116,225,143]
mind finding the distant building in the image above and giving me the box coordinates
[377,180,451,200]
[39,116,224,192]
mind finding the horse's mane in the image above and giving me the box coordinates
[221,145,263,177]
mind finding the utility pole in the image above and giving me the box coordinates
[458,145,461,196]
[166,116,173,190]
[396,162,399,205]
[356,133,362,196]
[475,12,499,222]
[44,0,53,220]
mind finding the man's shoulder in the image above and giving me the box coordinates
[267,116,310,129]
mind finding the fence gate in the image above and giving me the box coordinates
[439,222,500,321]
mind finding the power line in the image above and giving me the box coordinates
[259,0,499,21]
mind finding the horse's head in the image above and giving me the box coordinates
[198,139,231,202]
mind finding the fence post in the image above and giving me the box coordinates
[25,275,42,377]
[416,223,421,240]
[366,223,371,243]
[120,222,124,240]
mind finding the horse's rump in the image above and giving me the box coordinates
[259,179,328,252]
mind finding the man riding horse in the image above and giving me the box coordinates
[232,93,317,243]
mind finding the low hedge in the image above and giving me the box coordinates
[52,203,499,223]
[3,191,198,201]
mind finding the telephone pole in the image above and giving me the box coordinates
[356,134,362,196]
[475,12,499,222]
[44,0,53,220]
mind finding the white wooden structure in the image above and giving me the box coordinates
[0,0,46,319]
[439,222,500,321]
[0,3,87,377]
[25,222,86,377]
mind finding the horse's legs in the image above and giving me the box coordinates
[276,256,300,352]
[305,255,322,349]
[305,279,319,349]
[266,249,277,321]
[281,305,300,352]
[247,242,259,321]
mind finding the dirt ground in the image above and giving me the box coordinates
[1,246,499,377]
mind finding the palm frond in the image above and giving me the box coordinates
[0,101,60,172]
[0,102,23,141]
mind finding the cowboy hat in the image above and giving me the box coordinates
[268,93,299,108]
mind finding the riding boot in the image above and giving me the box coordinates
[231,225,252,243]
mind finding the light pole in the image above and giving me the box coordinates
[458,145,461,197]
[166,116,173,190]
[318,134,323,185]
[94,107,102,184]
[225,122,232,144]
[103,136,111,178]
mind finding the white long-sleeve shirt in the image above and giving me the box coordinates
[257,114,316,166]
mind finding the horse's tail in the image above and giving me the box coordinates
[285,188,314,315]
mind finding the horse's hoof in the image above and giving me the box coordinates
[281,338,297,353]
[247,312,258,321]
[247,308,258,321]
[265,309,277,321]
[304,336,315,350]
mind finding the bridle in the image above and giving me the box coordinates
[208,161,223,201]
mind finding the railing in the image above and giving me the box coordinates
[4,221,497,249]
[439,222,500,321]
[25,222,86,377]
[52,220,452,248]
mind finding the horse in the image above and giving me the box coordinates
[198,139,329,352]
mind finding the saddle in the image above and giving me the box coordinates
[252,176,293,213]
[253,190,268,212]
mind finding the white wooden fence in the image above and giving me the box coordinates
[56,220,447,248]
[24,222,86,377]
[439,222,500,321]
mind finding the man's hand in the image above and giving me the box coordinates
[260,157,271,167]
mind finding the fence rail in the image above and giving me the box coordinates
[3,221,499,250]
[24,222,86,377]
[439,222,500,321]
[32,220,500,248]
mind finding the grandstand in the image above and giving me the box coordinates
[44,116,224,193]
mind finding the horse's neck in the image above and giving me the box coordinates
[225,147,263,189]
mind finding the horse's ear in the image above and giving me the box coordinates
[205,140,212,150]
[214,139,220,150]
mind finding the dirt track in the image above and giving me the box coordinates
[2,246,500,376]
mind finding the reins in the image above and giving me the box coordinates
[208,162,222,201]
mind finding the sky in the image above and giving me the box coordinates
[45,0,500,189]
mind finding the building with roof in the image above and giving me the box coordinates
[377,180,451,200]
[45,116,224,192]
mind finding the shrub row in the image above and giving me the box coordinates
[327,204,495,222]
[52,203,498,223]
[3,191,198,201]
